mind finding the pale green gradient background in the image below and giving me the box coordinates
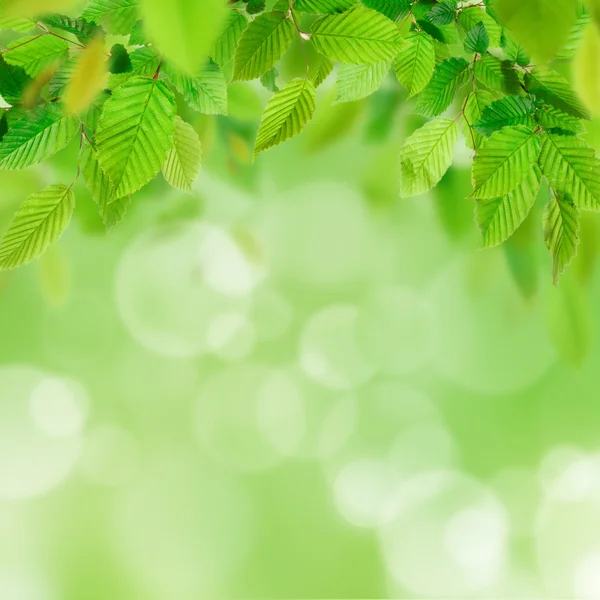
[2,41,600,600]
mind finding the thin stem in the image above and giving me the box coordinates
[36,23,85,48]
[6,33,45,52]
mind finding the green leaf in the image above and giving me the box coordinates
[415,56,470,117]
[311,5,402,64]
[462,89,493,150]
[493,0,577,61]
[96,76,175,197]
[539,132,600,211]
[536,106,586,136]
[457,6,501,47]
[109,43,133,74]
[0,104,79,170]
[211,10,248,67]
[0,16,36,32]
[464,21,489,54]
[473,53,520,94]
[162,116,202,192]
[294,0,355,13]
[525,67,591,120]
[501,30,530,66]
[543,192,580,285]
[0,55,30,105]
[233,11,295,81]
[475,165,541,247]
[139,0,226,74]
[48,55,78,99]
[474,96,536,137]
[81,145,130,230]
[399,116,458,198]
[129,20,145,45]
[471,125,541,199]
[254,77,316,158]
[336,60,390,102]
[247,0,267,15]
[393,30,435,97]
[129,46,161,75]
[260,67,279,92]
[81,0,139,34]
[0,184,75,270]
[427,0,457,26]
[308,56,334,87]
[4,34,69,77]
[40,14,101,42]
[361,0,411,21]
[164,60,228,115]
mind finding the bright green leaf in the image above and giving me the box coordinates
[393,30,435,97]
[0,183,75,270]
[471,125,541,199]
[81,0,139,35]
[336,60,390,102]
[254,77,316,158]
[0,104,79,170]
[475,165,541,247]
[162,116,202,192]
[311,5,402,64]
[4,34,69,78]
[539,132,600,211]
[81,145,130,230]
[399,116,458,198]
[474,96,536,137]
[544,192,580,285]
[96,76,175,197]
[233,10,295,81]
[464,21,489,54]
[415,56,470,117]
[525,67,591,120]
[295,0,355,13]
[211,9,248,67]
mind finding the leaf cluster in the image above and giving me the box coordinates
[0,0,597,283]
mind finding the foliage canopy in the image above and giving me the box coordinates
[0,0,598,283]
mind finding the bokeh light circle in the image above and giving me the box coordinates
[379,470,508,597]
[0,366,87,500]
[115,222,247,358]
[196,364,305,472]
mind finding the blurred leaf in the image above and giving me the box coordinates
[37,243,71,307]
[109,43,132,74]
[494,0,578,61]
[64,36,108,114]
[140,0,227,74]
[546,274,592,367]
[0,0,81,18]
[574,23,600,117]
[260,67,279,92]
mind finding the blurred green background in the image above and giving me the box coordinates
[3,21,600,599]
